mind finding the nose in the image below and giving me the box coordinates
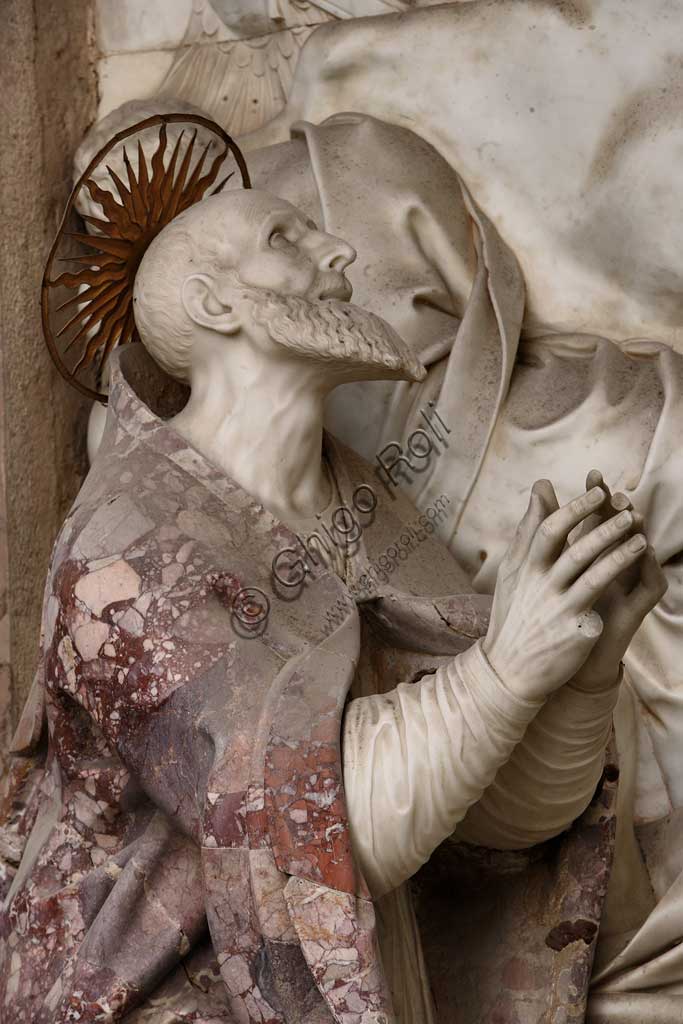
[314,232,357,274]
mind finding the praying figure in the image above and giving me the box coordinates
[0,117,665,1024]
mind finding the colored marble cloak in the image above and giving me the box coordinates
[0,345,616,1023]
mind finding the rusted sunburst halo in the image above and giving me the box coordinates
[42,113,251,404]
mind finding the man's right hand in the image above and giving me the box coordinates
[482,478,648,702]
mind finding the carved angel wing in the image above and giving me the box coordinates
[157,0,335,135]
[158,29,317,134]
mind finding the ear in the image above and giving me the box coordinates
[181,273,242,335]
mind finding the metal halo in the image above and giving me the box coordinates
[42,113,251,404]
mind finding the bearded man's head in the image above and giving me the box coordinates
[133,190,426,385]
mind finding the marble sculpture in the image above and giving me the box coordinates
[0,110,666,1023]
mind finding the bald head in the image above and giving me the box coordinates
[166,188,287,240]
[134,189,356,379]
[133,191,277,379]
[142,187,351,275]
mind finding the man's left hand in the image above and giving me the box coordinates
[570,470,667,692]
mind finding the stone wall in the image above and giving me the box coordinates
[0,0,98,759]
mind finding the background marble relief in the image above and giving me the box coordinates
[96,0,462,129]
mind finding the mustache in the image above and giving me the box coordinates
[313,271,353,302]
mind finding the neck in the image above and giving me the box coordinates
[170,341,332,523]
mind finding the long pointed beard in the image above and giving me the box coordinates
[249,291,426,382]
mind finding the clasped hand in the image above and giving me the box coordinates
[483,472,667,701]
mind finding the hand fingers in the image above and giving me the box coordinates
[571,533,647,607]
[595,549,667,656]
[584,471,635,523]
[580,470,610,531]
[555,509,635,586]
[586,471,633,518]
[595,511,647,607]
[530,486,606,566]
[507,486,551,564]
[503,480,560,576]
[579,471,635,541]
[574,471,608,541]
[622,510,646,584]
[532,478,560,515]
[631,511,645,533]
[611,492,633,513]
[626,546,668,618]
[586,469,606,494]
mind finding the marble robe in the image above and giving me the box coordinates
[0,344,616,1024]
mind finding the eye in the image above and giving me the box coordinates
[268,229,297,252]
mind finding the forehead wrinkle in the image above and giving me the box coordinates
[157,189,311,276]
[180,190,306,239]
[222,189,300,221]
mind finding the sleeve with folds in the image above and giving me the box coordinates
[342,641,618,897]
[342,639,543,897]
[457,672,620,850]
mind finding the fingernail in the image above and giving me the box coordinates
[628,534,647,553]
[616,510,632,528]
[588,487,604,505]
[611,493,632,513]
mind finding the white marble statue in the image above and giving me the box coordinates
[131,186,662,1019]
[67,0,683,1014]
[2,172,664,1021]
